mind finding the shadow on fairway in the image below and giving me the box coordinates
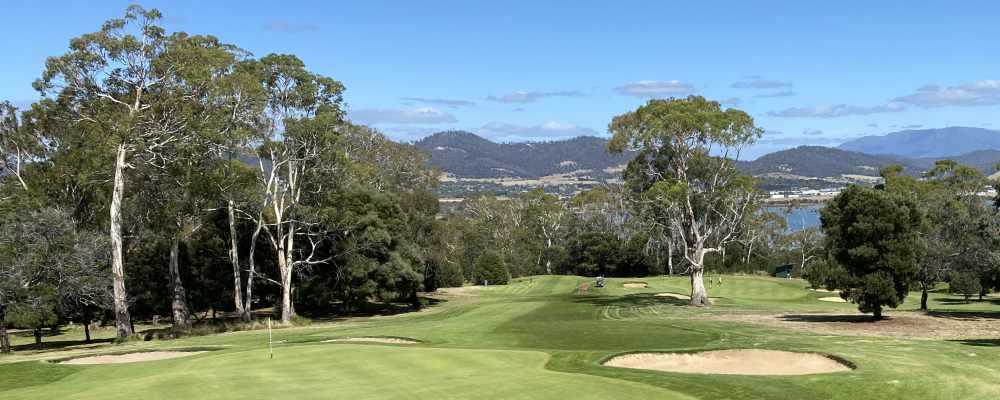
[779,314,881,323]
[10,338,115,352]
[934,298,1000,307]
[572,293,691,307]
[950,338,1000,347]
[925,310,1000,320]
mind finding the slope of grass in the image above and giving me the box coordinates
[2,275,999,400]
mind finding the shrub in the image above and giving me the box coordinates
[474,251,509,285]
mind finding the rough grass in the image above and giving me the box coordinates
[2,275,999,399]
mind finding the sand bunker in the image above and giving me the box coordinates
[604,349,851,375]
[324,337,419,344]
[62,351,206,365]
[811,288,841,294]
[623,282,648,289]
[818,296,847,303]
[655,293,690,300]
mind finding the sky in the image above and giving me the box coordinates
[2,1,1000,159]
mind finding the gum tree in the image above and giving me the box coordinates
[609,96,762,306]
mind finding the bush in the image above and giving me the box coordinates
[474,251,509,285]
[949,272,982,303]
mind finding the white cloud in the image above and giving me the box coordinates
[767,103,905,118]
[400,97,475,108]
[731,79,793,89]
[754,91,796,98]
[486,90,584,103]
[478,121,598,141]
[802,129,823,136]
[893,80,1000,108]
[613,80,695,97]
[350,107,457,125]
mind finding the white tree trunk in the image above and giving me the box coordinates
[227,200,245,318]
[110,144,133,337]
[169,235,190,327]
[243,211,265,321]
[689,250,711,306]
[279,222,296,323]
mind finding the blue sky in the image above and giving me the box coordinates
[3,1,1000,159]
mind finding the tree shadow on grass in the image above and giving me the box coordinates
[778,314,881,323]
[950,339,1000,347]
[571,293,692,308]
[10,338,114,352]
[924,310,1000,320]
[934,298,1000,307]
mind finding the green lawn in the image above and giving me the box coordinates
[2,275,999,399]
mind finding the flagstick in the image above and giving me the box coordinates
[267,317,273,359]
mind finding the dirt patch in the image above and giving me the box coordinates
[623,282,648,289]
[604,349,850,375]
[656,293,690,300]
[62,351,206,365]
[703,311,1000,340]
[323,337,419,344]
[818,296,847,303]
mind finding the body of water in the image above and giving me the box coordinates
[765,204,822,232]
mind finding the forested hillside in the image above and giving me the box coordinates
[414,131,633,179]
[839,127,1000,158]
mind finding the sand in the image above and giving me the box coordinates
[62,351,206,365]
[623,282,648,289]
[604,349,851,375]
[655,293,691,300]
[818,297,847,303]
[324,337,419,344]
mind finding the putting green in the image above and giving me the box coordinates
[2,275,1000,400]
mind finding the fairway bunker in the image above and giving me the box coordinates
[655,292,690,300]
[323,337,420,344]
[623,282,648,289]
[603,349,852,375]
[818,297,847,303]
[61,350,207,365]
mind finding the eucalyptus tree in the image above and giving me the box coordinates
[0,101,39,194]
[609,96,762,306]
[254,54,345,322]
[32,5,196,337]
[145,33,257,327]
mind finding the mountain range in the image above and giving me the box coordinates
[838,127,1000,158]
[415,127,1000,192]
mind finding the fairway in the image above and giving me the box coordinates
[2,275,1000,400]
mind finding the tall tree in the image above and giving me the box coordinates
[33,6,189,337]
[254,54,344,322]
[821,185,925,319]
[0,101,39,194]
[609,96,762,306]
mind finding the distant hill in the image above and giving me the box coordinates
[838,127,1000,158]
[413,131,1000,195]
[739,146,929,178]
[413,131,633,179]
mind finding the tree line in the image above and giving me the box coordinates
[3,5,999,353]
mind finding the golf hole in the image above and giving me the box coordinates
[603,349,853,375]
[323,337,420,344]
[61,350,207,365]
